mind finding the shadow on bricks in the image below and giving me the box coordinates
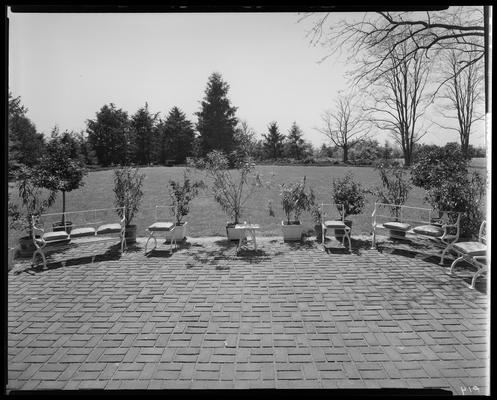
[13,246,122,275]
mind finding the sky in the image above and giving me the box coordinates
[8,9,487,149]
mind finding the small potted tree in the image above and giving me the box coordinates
[34,132,87,233]
[190,150,265,241]
[167,171,204,242]
[280,176,312,241]
[332,172,367,236]
[308,188,323,242]
[8,166,57,257]
[374,163,412,238]
[113,166,145,244]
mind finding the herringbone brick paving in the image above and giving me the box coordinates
[8,236,489,394]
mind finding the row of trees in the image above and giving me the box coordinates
[303,6,486,165]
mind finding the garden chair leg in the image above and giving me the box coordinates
[449,256,464,275]
[439,243,453,265]
[32,249,47,269]
[145,233,157,254]
[470,267,486,289]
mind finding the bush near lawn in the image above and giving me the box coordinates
[8,161,486,249]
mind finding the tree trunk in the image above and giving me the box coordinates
[343,146,348,163]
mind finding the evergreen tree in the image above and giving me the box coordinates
[162,106,195,165]
[262,121,285,159]
[8,92,46,174]
[195,72,238,156]
[131,103,159,165]
[285,122,305,160]
[86,104,130,167]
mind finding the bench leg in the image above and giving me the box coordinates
[32,248,47,269]
[346,231,352,252]
[145,233,157,254]
[470,266,486,289]
[449,256,464,275]
[440,243,453,265]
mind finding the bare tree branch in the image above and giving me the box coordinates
[316,92,372,163]
[300,7,485,89]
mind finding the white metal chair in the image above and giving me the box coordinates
[321,203,351,252]
[144,206,177,254]
[448,221,487,289]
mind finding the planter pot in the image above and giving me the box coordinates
[335,219,352,239]
[17,236,37,258]
[226,222,245,241]
[53,221,73,234]
[124,224,137,244]
[281,221,303,241]
[165,221,188,242]
[314,224,323,242]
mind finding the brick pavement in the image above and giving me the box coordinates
[7,236,489,394]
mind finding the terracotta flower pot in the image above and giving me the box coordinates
[165,221,188,242]
[17,236,37,258]
[226,222,245,241]
[124,224,137,244]
[281,221,303,241]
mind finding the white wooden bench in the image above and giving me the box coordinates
[31,207,126,269]
[371,202,462,265]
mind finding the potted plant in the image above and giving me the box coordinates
[308,188,323,242]
[34,132,87,233]
[374,163,412,238]
[280,176,312,241]
[332,172,367,237]
[189,150,265,241]
[8,166,57,257]
[113,166,145,244]
[167,171,204,242]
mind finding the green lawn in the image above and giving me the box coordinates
[8,159,487,249]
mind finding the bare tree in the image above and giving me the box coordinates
[433,48,484,157]
[300,7,485,93]
[366,42,431,166]
[317,93,371,163]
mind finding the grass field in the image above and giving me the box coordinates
[8,159,487,249]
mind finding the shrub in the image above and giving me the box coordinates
[374,163,411,218]
[168,171,204,226]
[411,143,486,238]
[190,150,266,225]
[280,176,313,224]
[113,166,145,226]
[426,171,486,238]
[8,166,57,238]
[411,142,468,190]
[332,172,367,219]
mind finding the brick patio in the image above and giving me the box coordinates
[7,236,489,394]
